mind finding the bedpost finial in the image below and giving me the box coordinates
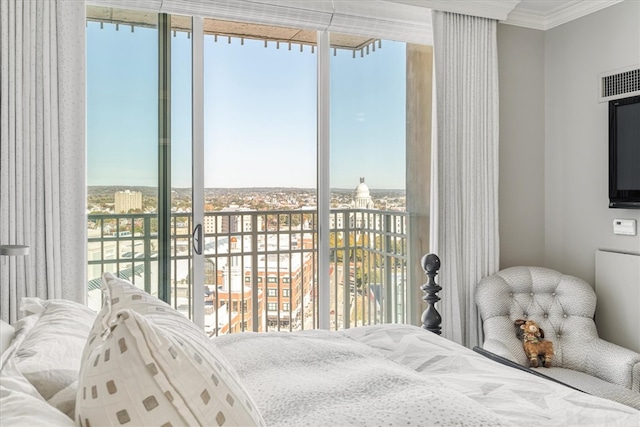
[421,253,442,335]
[421,253,440,274]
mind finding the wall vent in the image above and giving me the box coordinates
[599,65,640,103]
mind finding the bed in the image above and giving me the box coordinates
[1,258,639,426]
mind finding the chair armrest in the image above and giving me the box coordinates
[482,338,519,363]
[563,338,640,391]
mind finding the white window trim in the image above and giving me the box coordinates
[192,16,205,328]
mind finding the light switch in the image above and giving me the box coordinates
[613,219,637,236]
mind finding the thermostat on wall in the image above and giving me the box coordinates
[613,219,637,236]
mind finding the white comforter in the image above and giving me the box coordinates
[212,324,640,427]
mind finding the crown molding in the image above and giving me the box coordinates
[387,0,521,21]
[502,0,625,31]
[89,0,625,32]
[501,9,546,30]
[543,0,624,29]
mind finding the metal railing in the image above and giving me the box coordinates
[87,209,408,335]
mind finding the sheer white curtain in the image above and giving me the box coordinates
[0,0,86,323]
[431,11,499,348]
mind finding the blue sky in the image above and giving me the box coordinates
[87,21,406,190]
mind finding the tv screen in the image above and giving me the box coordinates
[609,95,640,209]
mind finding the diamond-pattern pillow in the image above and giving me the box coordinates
[75,272,265,427]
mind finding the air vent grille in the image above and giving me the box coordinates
[599,66,640,102]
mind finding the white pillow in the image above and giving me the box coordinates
[75,272,265,427]
[0,320,15,355]
[0,350,76,427]
[1,298,96,420]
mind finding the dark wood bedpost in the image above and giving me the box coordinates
[421,253,442,334]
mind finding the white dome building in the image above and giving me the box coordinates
[330,178,376,232]
[353,177,374,209]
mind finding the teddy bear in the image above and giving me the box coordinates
[514,319,554,368]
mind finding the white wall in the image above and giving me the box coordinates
[544,1,640,285]
[498,2,640,284]
[497,24,546,269]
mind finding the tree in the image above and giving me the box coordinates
[329,232,344,262]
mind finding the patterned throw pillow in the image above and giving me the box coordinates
[75,272,265,427]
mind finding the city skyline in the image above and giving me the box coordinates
[86,183,406,191]
[86,183,406,213]
[86,18,407,191]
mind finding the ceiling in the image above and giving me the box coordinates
[496,0,624,30]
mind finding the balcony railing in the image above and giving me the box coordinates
[87,209,408,335]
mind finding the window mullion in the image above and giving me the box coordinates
[192,16,205,328]
[317,30,330,330]
[158,13,172,303]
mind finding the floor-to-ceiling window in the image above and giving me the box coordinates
[85,4,432,332]
[329,36,408,330]
[86,9,159,310]
[200,20,317,334]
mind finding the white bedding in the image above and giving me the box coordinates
[2,288,638,426]
[213,324,640,427]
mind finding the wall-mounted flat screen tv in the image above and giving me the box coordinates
[609,95,640,209]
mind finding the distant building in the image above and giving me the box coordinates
[204,204,263,234]
[354,177,374,209]
[330,177,406,235]
[204,215,217,234]
[204,233,315,334]
[114,190,142,213]
[330,177,374,230]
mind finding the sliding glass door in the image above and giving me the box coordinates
[199,20,318,334]
[86,9,159,311]
[86,6,432,331]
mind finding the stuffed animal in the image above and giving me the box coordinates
[514,319,554,368]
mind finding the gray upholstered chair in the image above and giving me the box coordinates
[476,266,640,409]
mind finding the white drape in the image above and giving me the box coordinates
[0,0,86,323]
[431,11,500,348]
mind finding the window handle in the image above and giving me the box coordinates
[192,224,202,255]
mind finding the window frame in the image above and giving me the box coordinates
[85,6,433,331]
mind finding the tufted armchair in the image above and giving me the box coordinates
[476,266,640,409]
